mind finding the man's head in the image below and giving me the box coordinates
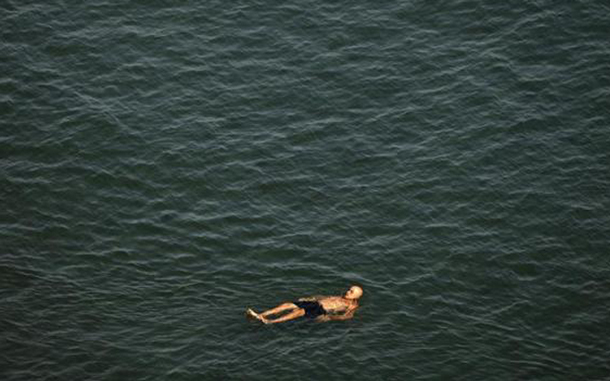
[345,285,363,300]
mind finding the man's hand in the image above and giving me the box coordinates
[297,297,317,302]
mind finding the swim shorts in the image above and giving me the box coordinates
[293,300,327,318]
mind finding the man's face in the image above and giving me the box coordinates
[345,286,362,299]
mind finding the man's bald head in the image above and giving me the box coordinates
[345,285,363,300]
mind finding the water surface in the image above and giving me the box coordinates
[2,1,609,380]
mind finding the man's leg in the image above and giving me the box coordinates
[258,302,299,318]
[262,308,306,324]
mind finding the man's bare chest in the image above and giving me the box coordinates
[319,297,351,312]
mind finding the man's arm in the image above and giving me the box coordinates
[316,306,357,322]
[297,295,325,302]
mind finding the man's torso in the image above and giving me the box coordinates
[317,296,356,313]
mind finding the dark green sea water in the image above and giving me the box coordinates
[2,1,610,380]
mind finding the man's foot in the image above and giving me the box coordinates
[246,308,259,319]
[247,308,269,324]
